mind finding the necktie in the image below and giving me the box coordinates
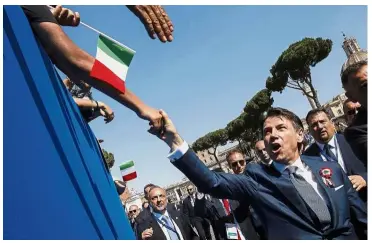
[324,143,337,162]
[287,166,331,226]
[222,199,242,240]
[161,215,180,240]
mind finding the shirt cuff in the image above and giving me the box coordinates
[167,141,189,162]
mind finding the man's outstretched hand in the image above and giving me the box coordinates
[127,5,174,43]
[148,110,183,151]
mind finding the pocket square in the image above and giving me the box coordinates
[334,185,344,191]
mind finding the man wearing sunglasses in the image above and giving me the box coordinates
[128,205,140,238]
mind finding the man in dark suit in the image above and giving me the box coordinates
[304,108,367,201]
[149,108,367,240]
[136,186,198,240]
[135,183,156,226]
[183,185,211,239]
[340,60,367,165]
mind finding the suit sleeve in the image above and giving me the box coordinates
[341,167,367,230]
[172,148,257,201]
[182,199,189,217]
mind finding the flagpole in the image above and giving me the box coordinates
[47,5,136,53]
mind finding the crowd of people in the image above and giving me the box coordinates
[20,4,367,240]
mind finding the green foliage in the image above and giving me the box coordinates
[102,149,115,169]
[266,37,332,108]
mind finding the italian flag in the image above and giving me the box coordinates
[120,160,137,182]
[90,34,135,94]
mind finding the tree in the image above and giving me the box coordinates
[102,149,115,169]
[226,89,274,156]
[192,129,228,169]
[266,37,333,108]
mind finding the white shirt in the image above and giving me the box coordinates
[151,209,184,240]
[273,157,326,202]
[315,135,346,172]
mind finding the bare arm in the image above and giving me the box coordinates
[32,21,162,127]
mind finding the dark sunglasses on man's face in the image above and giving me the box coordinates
[347,109,357,116]
[231,160,246,167]
[129,210,137,214]
[187,188,193,191]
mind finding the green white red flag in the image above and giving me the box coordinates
[120,160,137,182]
[90,34,135,94]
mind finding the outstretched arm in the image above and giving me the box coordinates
[22,6,162,129]
[150,110,258,201]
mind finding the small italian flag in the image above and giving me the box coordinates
[90,34,135,94]
[120,160,137,182]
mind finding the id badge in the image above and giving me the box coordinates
[225,223,238,240]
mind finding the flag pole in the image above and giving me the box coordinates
[47,5,136,53]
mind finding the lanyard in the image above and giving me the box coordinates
[154,214,181,239]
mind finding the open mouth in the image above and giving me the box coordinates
[271,143,281,154]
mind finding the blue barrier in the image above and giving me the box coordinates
[3,5,135,240]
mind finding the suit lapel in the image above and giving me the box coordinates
[168,209,187,240]
[149,214,167,240]
[270,169,316,226]
[301,156,338,229]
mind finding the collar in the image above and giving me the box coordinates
[151,207,169,220]
[315,135,336,151]
[273,156,303,174]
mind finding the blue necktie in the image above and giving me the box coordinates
[324,144,337,162]
[162,215,180,240]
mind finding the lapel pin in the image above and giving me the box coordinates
[319,167,335,188]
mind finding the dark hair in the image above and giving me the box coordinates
[263,107,304,132]
[305,108,332,124]
[341,60,367,85]
[143,183,156,194]
[225,149,243,161]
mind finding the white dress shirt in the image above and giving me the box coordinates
[151,209,184,240]
[273,157,326,202]
[315,135,346,172]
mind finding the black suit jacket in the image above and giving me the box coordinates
[182,196,196,218]
[136,208,199,240]
[344,108,367,166]
[172,149,367,240]
[208,197,259,240]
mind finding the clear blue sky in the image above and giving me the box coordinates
[61,5,367,193]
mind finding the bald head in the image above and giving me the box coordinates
[255,140,271,164]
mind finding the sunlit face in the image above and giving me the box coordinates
[149,188,167,212]
[187,186,194,195]
[344,64,367,108]
[344,100,361,125]
[227,152,246,174]
[129,205,140,219]
[263,116,303,164]
[255,140,271,164]
[307,112,335,144]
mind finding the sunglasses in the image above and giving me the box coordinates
[231,160,246,167]
[347,109,357,116]
[129,210,137,214]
